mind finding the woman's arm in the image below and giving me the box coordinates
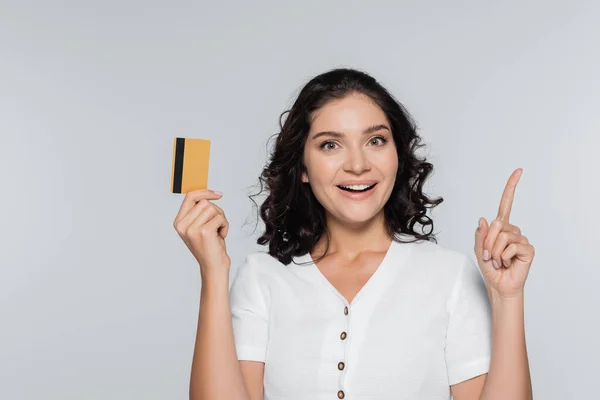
[189,270,251,400]
[461,169,534,399]
[240,361,265,400]
[451,290,532,400]
[479,290,533,400]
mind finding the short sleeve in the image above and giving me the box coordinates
[229,254,270,362]
[445,254,492,386]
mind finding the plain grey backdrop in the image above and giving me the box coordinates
[1,1,598,399]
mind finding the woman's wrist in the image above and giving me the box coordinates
[200,267,231,290]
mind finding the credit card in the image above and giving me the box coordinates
[170,137,210,194]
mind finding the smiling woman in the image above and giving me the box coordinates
[300,94,399,228]
[180,68,511,400]
[249,69,444,266]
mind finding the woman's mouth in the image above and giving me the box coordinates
[336,183,378,199]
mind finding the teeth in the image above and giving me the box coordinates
[340,184,373,190]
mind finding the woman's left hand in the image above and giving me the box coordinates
[474,168,535,300]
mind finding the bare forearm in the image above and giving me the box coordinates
[480,291,533,400]
[189,271,249,400]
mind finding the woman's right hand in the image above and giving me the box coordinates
[173,189,231,277]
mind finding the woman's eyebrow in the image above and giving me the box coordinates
[310,124,390,140]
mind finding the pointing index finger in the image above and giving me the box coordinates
[497,168,523,222]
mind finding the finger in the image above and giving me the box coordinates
[188,205,229,240]
[497,168,522,222]
[212,203,225,217]
[185,201,221,231]
[208,204,229,239]
[205,212,229,241]
[215,213,229,239]
[500,242,535,268]
[475,217,495,274]
[174,189,223,225]
[491,232,529,269]
[503,223,522,235]
[177,197,225,231]
[483,218,504,262]
[474,217,487,259]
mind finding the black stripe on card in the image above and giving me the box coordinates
[172,138,185,193]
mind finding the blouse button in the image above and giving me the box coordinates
[344,306,348,315]
[337,390,345,399]
[338,361,345,370]
[340,331,347,340]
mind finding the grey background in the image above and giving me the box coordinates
[1,1,598,399]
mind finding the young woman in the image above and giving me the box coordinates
[174,68,534,400]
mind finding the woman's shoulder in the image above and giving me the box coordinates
[244,250,279,263]
[405,238,472,272]
[235,250,293,276]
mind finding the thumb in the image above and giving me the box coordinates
[474,217,490,266]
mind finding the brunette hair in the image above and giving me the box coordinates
[248,67,443,265]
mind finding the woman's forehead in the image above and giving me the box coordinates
[309,97,389,136]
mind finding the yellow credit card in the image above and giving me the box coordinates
[170,137,210,194]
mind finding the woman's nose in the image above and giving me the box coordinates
[343,148,371,174]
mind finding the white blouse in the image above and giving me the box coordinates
[229,237,492,400]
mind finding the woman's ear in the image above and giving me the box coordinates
[301,172,309,183]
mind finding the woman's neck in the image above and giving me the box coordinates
[312,211,391,259]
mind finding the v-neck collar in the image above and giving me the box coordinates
[295,237,413,307]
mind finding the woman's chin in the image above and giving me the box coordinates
[336,210,382,226]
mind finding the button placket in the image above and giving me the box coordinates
[337,303,350,398]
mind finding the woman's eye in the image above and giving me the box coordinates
[320,141,338,150]
[370,136,387,146]
[319,137,387,151]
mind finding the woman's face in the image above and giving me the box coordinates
[302,92,398,226]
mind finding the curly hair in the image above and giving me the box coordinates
[248,67,443,265]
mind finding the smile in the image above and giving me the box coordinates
[336,183,378,199]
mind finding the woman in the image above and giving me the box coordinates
[174,68,534,400]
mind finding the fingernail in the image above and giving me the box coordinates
[492,260,499,269]
[478,219,483,229]
[213,190,223,196]
[483,249,490,261]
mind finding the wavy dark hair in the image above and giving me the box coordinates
[248,67,443,265]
